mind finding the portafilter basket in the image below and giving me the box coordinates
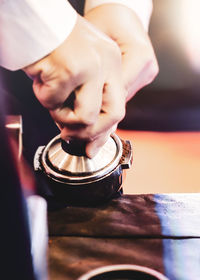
[34,133,132,206]
[77,264,169,280]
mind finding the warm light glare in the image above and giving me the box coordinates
[5,123,21,129]
[178,0,200,72]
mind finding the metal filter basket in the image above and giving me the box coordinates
[34,133,132,206]
[77,264,169,280]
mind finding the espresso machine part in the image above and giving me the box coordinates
[77,264,169,280]
[5,115,23,159]
[34,133,132,206]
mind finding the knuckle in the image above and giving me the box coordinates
[108,38,120,53]
[149,59,159,82]
[110,106,126,124]
[86,134,95,142]
[102,38,121,64]
[66,61,82,78]
[141,45,159,85]
[144,58,159,86]
[36,91,61,110]
[113,43,121,58]
[109,42,121,61]
[118,106,126,122]
[77,113,97,126]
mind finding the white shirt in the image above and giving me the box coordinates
[0,0,152,70]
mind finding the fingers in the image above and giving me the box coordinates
[85,81,126,157]
[58,79,126,158]
[23,15,126,158]
[33,78,73,110]
[121,43,159,101]
[85,123,118,158]
[50,75,103,129]
[24,55,77,110]
[85,3,159,102]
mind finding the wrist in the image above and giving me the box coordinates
[85,4,150,44]
[84,0,152,31]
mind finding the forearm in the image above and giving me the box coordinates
[84,3,158,101]
[0,0,77,70]
[84,0,153,31]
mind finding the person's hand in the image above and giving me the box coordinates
[23,15,126,158]
[85,3,159,101]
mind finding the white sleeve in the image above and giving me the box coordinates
[84,0,152,31]
[0,0,77,71]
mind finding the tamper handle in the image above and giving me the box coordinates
[61,139,87,157]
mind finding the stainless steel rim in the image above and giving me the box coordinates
[77,264,169,280]
[41,133,123,184]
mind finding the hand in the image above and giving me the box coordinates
[23,15,126,158]
[85,3,159,101]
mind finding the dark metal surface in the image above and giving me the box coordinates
[38,164,123,207]
[34,134,132,207]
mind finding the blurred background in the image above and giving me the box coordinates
[120,0,200,131]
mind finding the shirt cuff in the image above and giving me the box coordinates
[0,0,77,71]
[84,0,152,31]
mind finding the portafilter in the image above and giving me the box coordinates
[34,133,132,206]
